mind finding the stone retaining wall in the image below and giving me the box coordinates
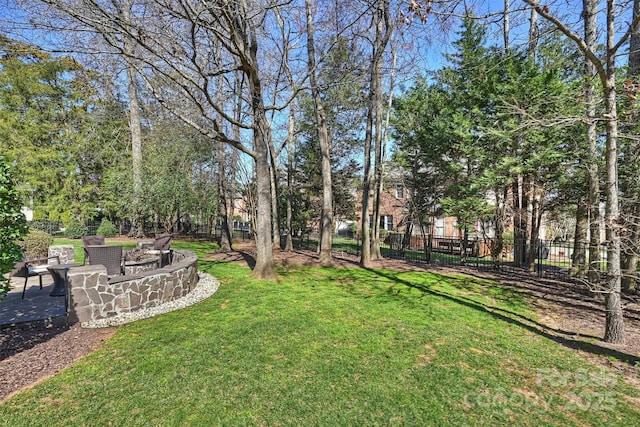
[48,245,75,264]
[66,249,198,324]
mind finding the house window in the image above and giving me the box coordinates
[369,215,394,231]
[435,217,445,237]
[380,215,393,231]
[395,184,404,199]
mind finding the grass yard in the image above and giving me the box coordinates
[1,240,639,425]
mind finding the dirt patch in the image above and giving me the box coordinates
[1,242,638,402]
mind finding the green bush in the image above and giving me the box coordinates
[1,155,28,298]
[65,218,88,239]
[96,218,118,237]
[19,228,54,259]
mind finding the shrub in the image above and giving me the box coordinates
[65,218,88,239]
[96,218,118,237]
[19,228,54,259]
[0,155,28,298]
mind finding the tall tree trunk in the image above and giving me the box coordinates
[268,139,281,250]
[583,0,602,284]
[503,0,510,50]
[513,176,530,267]
[528,1,539,60]
[622,215,639,293]
[122,30,144,238]
[360,97,374,267]
[572,202,588,277]
[252,109,276,279]
[621,0,640,293]
[217,43,233,252]
[273,7,296,253]
[603,79,624,343]
[237,4,275,279]
[368,0,392,262]
[527,190,543,272]
[602,1,624,344]
[490,186,507,269]
[285,105,295,252]
[218,142,233,252]
[631,0,640,76]
[305,0,333,265]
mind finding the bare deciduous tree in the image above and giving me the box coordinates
[35,0,283,277]
[525,0,640,344]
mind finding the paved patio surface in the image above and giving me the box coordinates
[0,275,66,327]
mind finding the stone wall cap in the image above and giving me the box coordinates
[68,265,105,274]
[109,274,142,284]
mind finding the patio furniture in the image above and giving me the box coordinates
[11,255,61,299]
[82,235,106,264]
[85,245,124,277]
[48,263,82,297]
[147,233,173,267]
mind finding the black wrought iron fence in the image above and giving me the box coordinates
[327,232,609,281]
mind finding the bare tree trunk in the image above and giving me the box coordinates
[513,176,530,266]
[237,3,275,279]
[217,42,233,252]
[490,186,507,269]
[268,140,281,250]
[528,191,544,272]
[631,0,640,76]
[368,0,392,262]
[285,106,295,252]
[272,6,296,253]
[252,110,276,279]
[622,210,639,292]
[602,1,624,344]
[218,141,233,252]
[528,1,539,59]
[603,78,624,343]
[621,0,640,293]
[503,0,510,50]
[583,0,601,283]
[120,2,144,239]
[360,96,374,268]
[527,0,640,342]
[305,0,333,265]
[572,202,588,277]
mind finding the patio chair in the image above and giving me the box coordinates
[11,255,61,299]
[86,245,124,277]
[82,235,106,264]
[148,234,173,267]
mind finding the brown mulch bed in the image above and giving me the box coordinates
[1,243,638,403]
[0,324,115,403]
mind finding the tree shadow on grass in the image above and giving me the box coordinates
[201,250,256,270]
[364,268,640,367]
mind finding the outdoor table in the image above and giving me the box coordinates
[47,263,82,297]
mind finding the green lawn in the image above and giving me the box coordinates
[1,241,639,425]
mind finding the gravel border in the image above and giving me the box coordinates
[81,272,220,328]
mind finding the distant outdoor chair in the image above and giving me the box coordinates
[11,255,61,299]
[82,235,106,264]
[86,245,124,277]
[148,234,173,267]
[153,234,173,250]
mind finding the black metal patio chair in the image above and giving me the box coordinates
[11,255,61,299]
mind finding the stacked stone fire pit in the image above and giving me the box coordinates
[65,248,199,325]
